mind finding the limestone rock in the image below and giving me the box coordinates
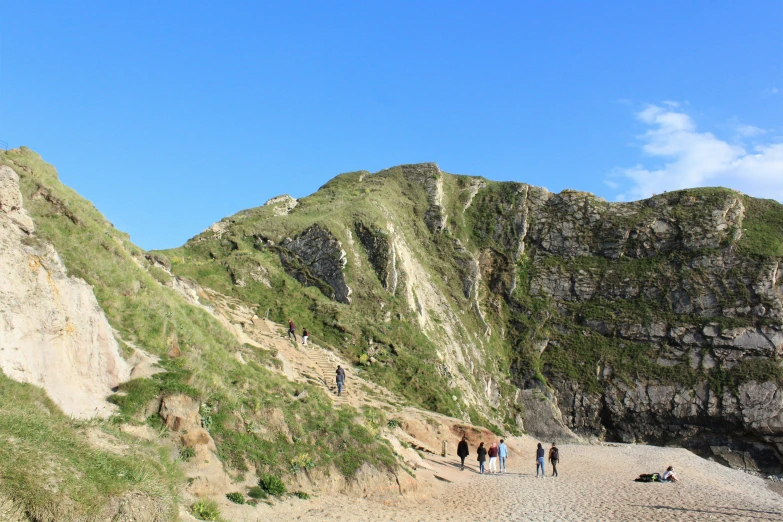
[0,165,130,419]
[0,166,34,233]
[264,194,299,216]
[400,163,447,233]
[355,222,395,292]
[517,389,580,442]
[181,428,217,452]
[279,224,352,303]
[737,381,783,434]
[159,394,201,432]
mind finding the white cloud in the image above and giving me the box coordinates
[735,124,767,137]
[614,105,783,203]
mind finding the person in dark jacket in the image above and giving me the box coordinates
[477,442,487,474]
[488,442,499,474]
[457,435,469,471]
[536,442,545,478]
[549,442,560,477]
[336,365,346,396]
[287,319,297,341]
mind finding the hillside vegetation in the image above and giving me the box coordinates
[0,148,398,520]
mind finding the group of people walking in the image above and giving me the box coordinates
[287,318,344,396]
[536,442,559,477]
[457,436,560,477]
[287,319,309,346]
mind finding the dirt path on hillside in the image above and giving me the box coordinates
[256,439,783,522]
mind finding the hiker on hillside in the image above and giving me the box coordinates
[457,435,470,471]
[488,442,499,474]
[549,442,559,477]
[336,365,346,396]
[287,319,296,341]
[477,442,487,474]
[535,442,545,478]
[302,327,309,346]
[498,439,508,473]
[663,465,679,482]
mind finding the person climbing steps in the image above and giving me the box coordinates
[336,365,346,396]
[287,318,297,342]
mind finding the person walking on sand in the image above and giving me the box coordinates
[477,442,487,474]
[287,319,297,342]
[302,327,309,346]
[457,435,469,471]
[536,443,545,478]
[498,439,508,473]
[549,442,559,477]
[335,365,346,396]
[488,442,499,474]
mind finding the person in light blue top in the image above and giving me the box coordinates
[498,439,508,473]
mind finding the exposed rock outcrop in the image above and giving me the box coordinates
[264,194,299,216]
[400,163,447,233]
[516,389,580,442]
[0,165,130,418]
[355,222,396,293]
[279,224,352,303]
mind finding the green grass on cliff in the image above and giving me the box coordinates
[0,374,180,520]
[0,148,399,504]
[738,196,783,257]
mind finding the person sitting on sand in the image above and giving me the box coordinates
[663,465,679,482]
[477,442,487,474]
[488,442,499,474]
[457,435,469,471]
[536,442,545,478]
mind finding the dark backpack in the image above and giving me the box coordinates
[550,447,559,460]
[635,473,661,483]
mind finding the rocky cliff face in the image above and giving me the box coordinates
[468,183,783,472]
[0,165,130,418]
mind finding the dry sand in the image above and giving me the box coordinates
[259,438,783,522]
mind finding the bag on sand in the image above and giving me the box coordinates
[635,473,662,483]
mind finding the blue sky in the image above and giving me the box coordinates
[1,1,781,249]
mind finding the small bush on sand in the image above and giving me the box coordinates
[259,473,286,496]
[247,486,267,499]
[226,492,245,504]
[191,498,220,520]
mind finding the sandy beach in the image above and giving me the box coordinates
[258,439,783,522]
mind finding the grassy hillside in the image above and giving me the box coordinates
[0,374,180,521]
[161,166,518,427]
[0,148,396,518]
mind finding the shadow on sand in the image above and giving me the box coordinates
[425,457,544,478]
[634,504,783,520]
